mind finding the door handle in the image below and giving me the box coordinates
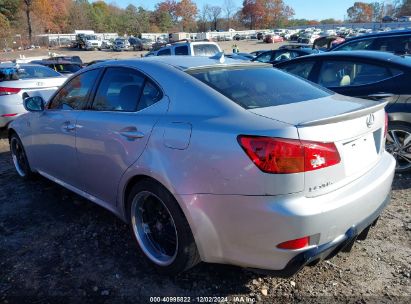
[119,130,145,139]
[62,121,76,132]
[66,124,76,131]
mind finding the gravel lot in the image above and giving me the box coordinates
[0,40,282,64]
[0,127,410,303]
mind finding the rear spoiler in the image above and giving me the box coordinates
[298,101,388,127]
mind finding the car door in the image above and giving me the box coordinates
[75,67,168,206]
[28,69,101,189]
[316,59,401,103]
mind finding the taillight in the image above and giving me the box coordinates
[384,112,388,139]
[0,87,21,96]
[277,236,310,250]
[238,136,340,174]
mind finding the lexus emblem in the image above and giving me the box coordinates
[366,114,375,128]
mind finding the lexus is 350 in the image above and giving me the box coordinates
[8,56,395,275]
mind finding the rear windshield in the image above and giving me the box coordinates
[48,64,81,74]
[188,66,331,109]
[0,65,61,81]
[193,44,220,56]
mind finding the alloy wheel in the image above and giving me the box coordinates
[386,129,411,172]
[131,191,178,266]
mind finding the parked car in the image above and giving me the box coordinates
[252,48,317,65]
[30,60,82,77]
[141,38,155,50]
[146,40,221,57]
[8,56,395,275]
[129,37,143,51]
[0,63,65,128]
[83,35,102,51]
[113,38,132,52]
[331,30,411,54]
[263,34,284,43]
[257,32,264,40]
[101,39,114,50]
[275,51,411,172]
[382,15,397,22]
[398,16,411,22]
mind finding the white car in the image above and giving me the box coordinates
[0,63,66,128]
[84,35,102,50]
[146,41,222,57]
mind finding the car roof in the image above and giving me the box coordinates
[276,50,411,68]
[96,56,268,71]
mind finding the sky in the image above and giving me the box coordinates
[106,0,386,21]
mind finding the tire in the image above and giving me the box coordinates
[386,122,411,173]
[9,133,35,180]
[127,179,200,274]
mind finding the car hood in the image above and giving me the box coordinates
[248,93,383,126]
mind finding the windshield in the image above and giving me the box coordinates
[0,65,61,81]
[188,66,331,109]
[86,35,98,40]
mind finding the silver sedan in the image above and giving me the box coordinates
[8,56,395,275]
[0,63,66,128]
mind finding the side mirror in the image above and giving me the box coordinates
[24,96,45,112]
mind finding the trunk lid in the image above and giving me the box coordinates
[2,77,66,103]
[250,94,387,197]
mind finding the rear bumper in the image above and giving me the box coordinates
[0,96,26,128]
[249,192,390,277]
[176,151,396,272]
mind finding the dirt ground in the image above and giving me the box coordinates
[0,40,282,64]
[0,126,410,303]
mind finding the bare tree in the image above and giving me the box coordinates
[208,6,222,31]
[22,0,34,43]
[223,0,236,29]
[199,5,211,32]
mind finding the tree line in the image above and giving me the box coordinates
[347,1,411,23]
[0,0,410,45]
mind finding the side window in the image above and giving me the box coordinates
[281,61,315,79]
[373,36,411,53]
[274,51,298,61]
[255,52,273,63]
[49,69,99,110]
[92,67,145,112]
[319,61,392,87]
[157,48,171,56]
[137,80,163,111]
[335,39,374,51]
[175,46,189,55]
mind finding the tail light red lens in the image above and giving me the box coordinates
[384,112,388,139]
[238,136,340,174]
[0,87,21,96]
[277,236,310,250]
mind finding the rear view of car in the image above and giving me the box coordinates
[8,57,395,275]
[0,64,65,128]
